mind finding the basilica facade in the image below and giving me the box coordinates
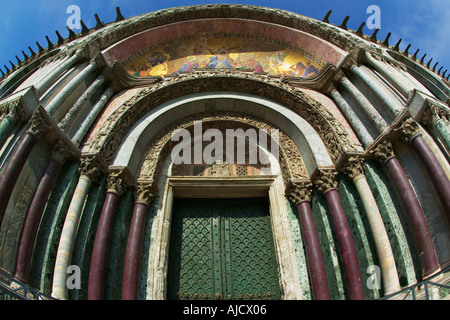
[0,4,449,300]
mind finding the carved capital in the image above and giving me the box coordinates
[134,179,156,205]
[341,156,365,181]
[313,169,339,194]
[78,154,107,182]
[50,140,72,164]
[106,168,134,196]
[422,102,449,127]
[7,101,28,123]
[395,118,421,142]
[370,139,396,163]
[286,180,313,204]
[27,106,53,139]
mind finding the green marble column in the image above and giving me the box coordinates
[0,115,17,147]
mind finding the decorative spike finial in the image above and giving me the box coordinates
[443,70,447,77]
[29,46,36,56]
[66,26,76,40]
[46,35,53,49]
[356,22,365,36]
[56,30,64,45]
[383,32,391,46]
[420,54,427,64]
[340,16,349,30]
[412,49,419,60]
[427,58,433,68]
[80,20,89,35]
[432,62,438,71]
[404,44,411,55]
[22,50,29,60]
[115,7,125,22]
[323,10,332,23]
[394,38,402,51]
[36,41,44,53]
[4,65,10,73]
[94,13,104,30]
[370,28,379,42]
[10,61,15,69]
[0,69,4,77]
[16,55,21,64]
[438,66,443,74]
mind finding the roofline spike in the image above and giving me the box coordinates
[10,61,15,69]
[94,13,105,30]
[432,62,438,71]
[370,28,379,42]
[412,49,419,60]
[340,16,350,30]
[4,65,10,73]
[22,50,28,60]
[16,55,21,64]
[404,44,411,55]
[356,22,365,36]
[28,46,36,56]
[394,38,402,51]
[56,30,64,45]
[383,32,391,46]
[36,41,44,53]
[46,35,53,49]
[438,66,443,74]
[443,69,447,77]
[115,6,125,22]
[80,20,89,35]
[322,10,332,23]
[66,26,76,40]
[420,54,427,64]
[0,69,4,77]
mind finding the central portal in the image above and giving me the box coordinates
[167,197,281,300]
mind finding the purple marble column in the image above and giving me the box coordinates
[0,132,38,227]
[314,170,365,300]
[385,156,440,277]
[14,156,63,283]
[372,138,440,278]
[122,201,148,300]
[411,135,450,218]
[88,191,120,300]
[296,200,330,300]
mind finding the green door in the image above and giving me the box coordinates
[167,198,281,300]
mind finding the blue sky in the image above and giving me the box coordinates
[1,0,449,77]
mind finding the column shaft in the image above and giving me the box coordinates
[122,202,148,300]
[14,157,62,282]
[0,132,38,227]
[340,76,388,133]
[432,119,450,154]
[331,89,374,147]
[324,188,365,300]
[384,156,440,277]
[353,175,401,294]
[411,135,450,218]
[52,175,91,299]
[0,115,17,147]
[88,191,120,300]
[296,201,330,300]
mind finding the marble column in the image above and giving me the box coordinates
[331,88,374,147]
[364,52,414,98]
[350,65,403,116]
[0,107,51,227]
[122,181,154,300]
[371,139,441,278]
[88,169,131,300]
[288,181,330,300]
[0,103,28,147]
[14,140,71,283]
[313,169,365,300]
[422,104,450,160]
[45,61,98,120]
[398,118,450,220]
[35,49,84,97]
[52,155,102,300]
[339,74,389,133]
[341,156,401,295]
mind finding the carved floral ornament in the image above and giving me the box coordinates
[135,111,308,193]
[83,71,360,169]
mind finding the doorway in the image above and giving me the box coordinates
[167,197,281,300]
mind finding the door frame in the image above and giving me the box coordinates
[147,175,303,300]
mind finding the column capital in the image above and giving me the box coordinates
[134,179,156,205]
[395,117,422,142]
[2,99,28,123]
[27,106,53,139]
[106,167,134,196]
[341,156,366,181]
[370,139,396,163]
[422,101,450,127]
[50,139,73,164]
[286,180,313,204]
[78,153,107,182]
[313,169,339,195]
